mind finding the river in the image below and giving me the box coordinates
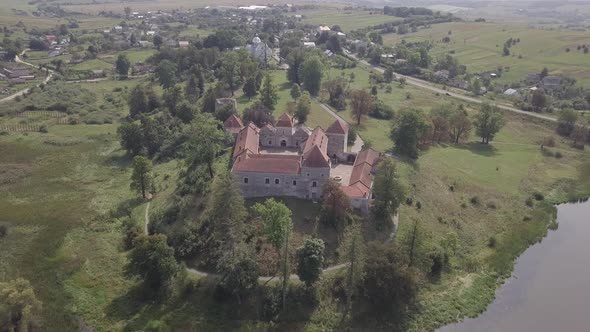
[439,201,590,332]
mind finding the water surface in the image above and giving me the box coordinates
[439,201,590,332]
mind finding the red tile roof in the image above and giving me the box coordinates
[341,182,371,198]
[276,113,294,128]
[233,123,259,159]
[302,145,330,168]
[303,127,328,156]
[326,119,348,135]
[224,114,243,129]
[355,148,380,167]
[233,154,301,174]
[349,163,373,189]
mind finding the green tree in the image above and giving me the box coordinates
[130,156,153,199]
[296,238,325,286]
[155,59,177,89]
[300,56,323,96]
[540,67,549,79]
[531,90,547,112]
[474,104,505,144]
[0,278,42,332]
[321,178,350,229]
[217,242,259,304]
[390,109,430,158]
[384,67,394,83]
[349,89,373,125]
[175,101,195,124]
[372,158,405,219]
[153,35,163,50]
[242,75,258,100]
[124,6,131,18]
[339,223,365,320]
[294,91,311,123]
[117,122,143,155]
[449,108,472,144]
[290,83,301,100]
[128,85,147,118]
[557,109,579,137]
[126,234,179,290]
[259,73,278,110]
[219,51,242,96]
[116,54,131,77]
[185,74,201,103]
[163,85,182,114]
[323,76,348,111]
[287,47,305,84]
[253,198,293,308]
[183,113,226,178]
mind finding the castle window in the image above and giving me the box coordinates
[312,181,317,187]
[275,178,280,185]
[292,180,297,186]
[265,178,270,184]
[307,173,310,177]
[268,140,272,145]
[243,177,249,184]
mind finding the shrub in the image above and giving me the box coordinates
[525,197,534,207]
[405,197,413,205]
[488,235,497,248]
[460,202,467,208]
[470,196,480,205]
[532,192,545,201]
[555,151,563,158]
[39,124,48,133]
[416,201,422,209]
[543,136,556,147]
[523,215,532,221]
[486,201,497,209]
[0,224,7,238]
[449,185,455,192]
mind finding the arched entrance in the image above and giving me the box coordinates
[281,140,287,147]
[347,154,356,164]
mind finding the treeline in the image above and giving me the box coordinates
[383,6,434,17]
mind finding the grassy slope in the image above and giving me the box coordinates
[299,7,401,32]
[383,21,590,87]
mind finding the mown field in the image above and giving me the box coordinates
[299,7,400,32]
[383,22,590,87]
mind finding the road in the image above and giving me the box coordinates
[0,53,54,103]
[348,54,557,123]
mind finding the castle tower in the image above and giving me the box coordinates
[325,119,348,160]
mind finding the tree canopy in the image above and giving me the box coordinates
[296,238,325,286]
[474,104,505,144]
[372,158,405,219]
[126,234,179,290]
[390,109,430,159]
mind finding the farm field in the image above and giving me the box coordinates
[383,22,590,87]
[299,7,401,32]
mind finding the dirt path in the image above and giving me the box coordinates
[347,54,557,123]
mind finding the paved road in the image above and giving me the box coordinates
[348,54,557,123]
[0,53,54,103]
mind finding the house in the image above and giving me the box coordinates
[132,63,154,75]
[138,41,154,48]
[337,32,346,37]
[316,25,331,34]
[433,70,450,82]
[223,114,244,137]
[324,50,334,57]
[146,31,156,36]
[215,98,238,114]
[448,79,469,90]
[542,76,561,89]
[113,26,123,33]
[91,69,105,78]
[47,50,60,57]
[527,73,541,84]
[246,36,272,64]
[341,148,381,212]
[303,42,316,48]
[178,41,189,48]
[394,59,407,66]
[1,67,33,80]
[503,88,520,97]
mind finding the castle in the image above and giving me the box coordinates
[224,112,380,212]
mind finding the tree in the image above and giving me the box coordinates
[323,77,348,110]
[175,101,195,124]
[259,73,278,110]
[219,51,242,96]
[557,109,578,137]
[155,59,177,89]
[339,223,365,320]
[570,125,588,147]
[296,238,325,286]
[429,104,452,144]
[286,48,305,84]
[300,56,323,96]
[128,85,147,118]
[390,109,430,158]
[372,158,405,219]
[183,113,226,178]
[384,67,394,83]
[117,122,143,155]
[540,67,549,79]
[321,178,350,228]
[503,45,510,56]
[349,89,373,125]
[206,169,247,253]
[218,242,259,304]
[129,33,137,46]
[163,85,182,114]
[126,234,179,290]
[253,198,293,308]
[471,78,482,95]
[474,104,505,144]
[242,76,258,100]
[449,108,472,144]
[531,90,547,112]
[153,35,163,50]
[362,243,420,314]
[130,156,153,199]
[185,74,201,103]
[140,116,167,157]
[295,91,311,123]
[124,6,132,19]
[243,101,274,127]
[0,278,42,332]
[290,83,301,100]
[115,54,131,77]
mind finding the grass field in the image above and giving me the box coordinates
[383,22,590,87]
[299,7,401,32]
